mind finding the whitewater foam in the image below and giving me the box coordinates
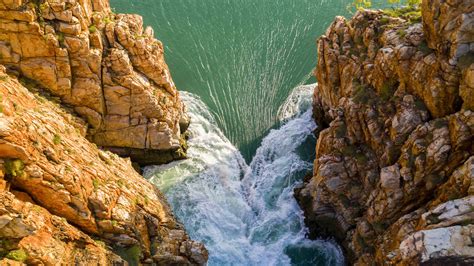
[277,84,315,122]
[144,86,343,265]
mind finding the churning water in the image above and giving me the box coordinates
[144,86,343,265]
[108,0,366,264]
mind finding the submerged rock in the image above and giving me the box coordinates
[298,1,474,265]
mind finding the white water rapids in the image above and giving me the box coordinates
[144,84,344,265]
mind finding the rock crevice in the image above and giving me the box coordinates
[298,1,474,264]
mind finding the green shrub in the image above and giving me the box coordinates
[341,146,357,157]
[355,152,369,164]
[5,159,24,178]
[382,4,421,24]
[433,119,448,129]
[56,32,65,45]
[39,3,49,12]
[396,29,407,38]
[335,124,347,138]
[350,0,420,10]
[89,25,97,33]
[350,1,422,24]
[114,245,142,266]
[414,98,426,110]
[6,249,27,262]
[353,84,373,105]
[379,17,390,25]
[92,179,99,190]
[53,134,61,145]
[380,79,398,101]
[103,16,115,24]
[126,245,141,265]
[417,41,433,55]
[94,240,106,248]
[372,221,387,233]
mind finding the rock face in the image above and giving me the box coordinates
[0,1,206,264]
[0,0,190,165]
[0,66,207,264]
[298,1,474,264]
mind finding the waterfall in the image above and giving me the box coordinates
[144,85,343,266]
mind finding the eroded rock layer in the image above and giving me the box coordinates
[298,1,474,264]
[0,0,190,165]
[0,66,207,264]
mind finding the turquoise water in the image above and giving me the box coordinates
[108,1,391,265]
[144,87,344,265]
[111,0,353,160]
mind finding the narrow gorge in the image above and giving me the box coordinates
[0,0,473,265]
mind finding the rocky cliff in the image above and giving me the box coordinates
[0,0,207,264]
[298,1,474,265]
[0,0,189,165]
[0,65,207,264]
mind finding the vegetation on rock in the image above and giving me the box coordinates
[5,249,27,262]
[4,159,24,178]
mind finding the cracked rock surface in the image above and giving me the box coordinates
[0,66,207,265]
[297,1,474,264]
[0,0,190,165]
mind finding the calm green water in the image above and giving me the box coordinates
[111,0,353,160]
